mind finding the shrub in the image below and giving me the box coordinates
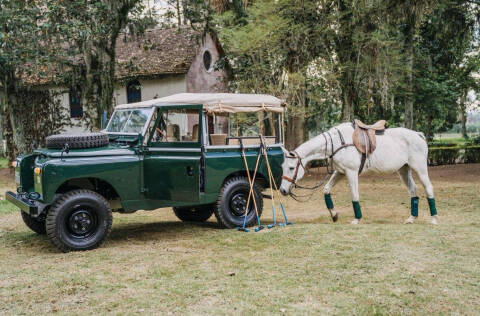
[464,146,480,163]
[467,135,480,146]
[428,142,458,148]
[428,145,480,165]
[428,147,460,165]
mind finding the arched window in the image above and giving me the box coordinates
[127,80,142,103]
[203,50,212,71]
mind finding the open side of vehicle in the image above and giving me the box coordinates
[7,93,286,251]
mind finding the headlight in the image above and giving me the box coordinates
[34,167,42,175]
[11,161,18,168]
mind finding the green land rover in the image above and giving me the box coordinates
[6,93,286,252]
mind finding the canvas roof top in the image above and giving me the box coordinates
[114,93,286,113]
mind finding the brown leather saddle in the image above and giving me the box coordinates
[352,119,386,172]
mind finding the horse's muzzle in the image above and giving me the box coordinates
[279,188,289,196]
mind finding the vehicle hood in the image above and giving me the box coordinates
[34,144,136,158]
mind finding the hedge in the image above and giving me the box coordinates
[428,145,480,166]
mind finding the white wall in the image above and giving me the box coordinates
[49,74,186,133]
[113,74,187,106]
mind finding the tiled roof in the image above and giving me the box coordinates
[115,26,201,79]
[21,26,202,86]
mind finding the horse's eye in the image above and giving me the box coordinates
[289,167,295,171]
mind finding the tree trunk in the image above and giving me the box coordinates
[285,86,306,150]
[341,82,355,122]
[336,0,356,122]
[285,114,305,150]
[460,92,467,139]
[176,0,182,25]
[5,92,30,157]
[404,42,414,129]
[99,48,116,129]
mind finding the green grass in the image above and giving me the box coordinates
[0,157,8,169]
[0,164,479,315]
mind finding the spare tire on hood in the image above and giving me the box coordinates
[46,133,109,149]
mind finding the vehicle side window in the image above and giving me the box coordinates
[151,108,200,143]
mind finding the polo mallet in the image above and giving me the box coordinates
[237,139,264,232]
[258,136,278,229]
[261,136,293,226]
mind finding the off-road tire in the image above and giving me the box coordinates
[214,176,263,228]
[46,189,112,252]
[46,133,109,149]
[173,205,214,222]
[21,211,46,235]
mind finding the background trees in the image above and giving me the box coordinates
[1,0,479,154]
[214,0,480,147]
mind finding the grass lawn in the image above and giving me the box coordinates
[0,164,479,314]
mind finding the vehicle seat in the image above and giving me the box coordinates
[167,124,179,142]
[210,134,227,145]
[192,124,199,142]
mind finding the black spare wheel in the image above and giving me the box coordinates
[214,176,263,228]
[46,133,109,149]
[173,204,215,222]
[46,189,112,252]
[21,211,46,235]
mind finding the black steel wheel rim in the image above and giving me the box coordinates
[229,190,252,217]
[66,206,98,238]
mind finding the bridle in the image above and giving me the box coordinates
[281,150,305,185]
[282,127,356,198]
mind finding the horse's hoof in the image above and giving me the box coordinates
[331,211,338,222]
[404,216,416,224]
[351,218,359,225]
[430,216,438,225]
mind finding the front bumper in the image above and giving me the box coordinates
[5,191,39,217]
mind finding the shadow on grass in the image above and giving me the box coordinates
[1,220,223,252]
[108,220,220,242]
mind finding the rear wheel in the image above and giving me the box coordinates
[21,211,46,235]
[46,190,112,252]
[214,176,263,228]
[173,205,214,222]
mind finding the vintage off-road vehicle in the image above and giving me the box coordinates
[6,93,286,251]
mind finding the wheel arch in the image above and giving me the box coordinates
[55,177,121,201]
[222,170,267,189]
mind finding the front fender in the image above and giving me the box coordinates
[39,155,141,204]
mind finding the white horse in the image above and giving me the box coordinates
[279,122,438,225]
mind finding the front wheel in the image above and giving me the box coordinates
[21,211,46,235]
[173,205,214,222]
[214,176,263,228]
[46,190,112,252]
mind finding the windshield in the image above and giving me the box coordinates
[106,108,153,134]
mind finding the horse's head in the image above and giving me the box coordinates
[280,148,306,196]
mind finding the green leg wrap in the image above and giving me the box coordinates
[411,197,419,217]
[427,198,437,216]
[352,201,362,219]
[324,194,334,210]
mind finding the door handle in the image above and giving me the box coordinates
[186,166,194,176]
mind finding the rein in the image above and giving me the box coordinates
[283,128,355,202]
